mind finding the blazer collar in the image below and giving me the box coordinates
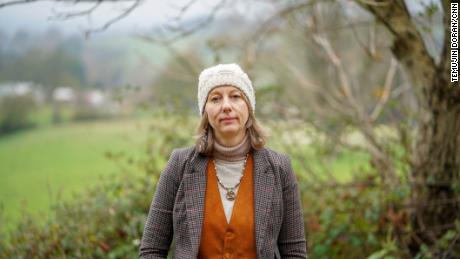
[191,148,270,175]
[186,148,274,257]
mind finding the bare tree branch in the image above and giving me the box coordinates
[1,0,142,36]
[83,0,141,38]
[348,18,378,59]
[310,3,399,184]
[0,0,39,8]
[145,0,227,45]
[0,0,134,8]
[170,0,199,24]
[51,1,102,20]
[355,0,392,7]
[138,33,201,77]
[369,22,377,55]
[277,54,355,117]
[356,0,437,88]
[250,1,319,44]
[370,57,397,121]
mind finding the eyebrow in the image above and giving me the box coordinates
[209,89,240,96]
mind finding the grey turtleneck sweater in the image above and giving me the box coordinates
[213,134,251,223]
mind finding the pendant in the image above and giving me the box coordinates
[226,189,236,201]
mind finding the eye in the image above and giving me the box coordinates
[210,96,221,103]
[231,94,241,99]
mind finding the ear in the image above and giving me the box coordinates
[245,117,253,128]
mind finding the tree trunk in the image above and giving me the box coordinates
[409,73,460,255]
[356,1,460,255]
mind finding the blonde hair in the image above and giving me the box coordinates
[194,92,268,156]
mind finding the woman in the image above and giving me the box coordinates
[140,63,307,259]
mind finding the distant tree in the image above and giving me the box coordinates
[0,94,36,134]
[150,46,204,113]
[0,46,86,98]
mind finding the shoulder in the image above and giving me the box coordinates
[170,146,197,160]
[161,146,198,182]
[163,146,197,172]
[258,147,296,187]
[259,147,291,168]
[167,145,206,169]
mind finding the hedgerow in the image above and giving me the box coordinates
[1,114,457,258]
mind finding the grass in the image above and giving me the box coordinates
[0,112,375,233]
[0,118,149,230]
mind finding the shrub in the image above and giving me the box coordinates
[1,171,152,258]
[72,105,115,122]
[0,112,193,258]
[1,113,457,258]
[0,94,37,135]
[303,177,410,258]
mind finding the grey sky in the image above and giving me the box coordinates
[0,0,219,36]
[0,0,439,38]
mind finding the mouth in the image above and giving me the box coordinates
[220,117,236,122]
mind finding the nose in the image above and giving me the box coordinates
[222,96,232,112]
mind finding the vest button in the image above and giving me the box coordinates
[224,252,232,259]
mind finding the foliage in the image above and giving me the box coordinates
[0,94,37,135]
[150,48,204,114]
[1,170,152,258]
[303,177,413,258]
[0,118,146,227]
[0,112,193,258]
[0,115,172,258]
[0,47,86,94]
[1,113,457,258]
[72,105,116,122]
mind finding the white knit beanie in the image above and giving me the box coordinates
[197,63,255,115]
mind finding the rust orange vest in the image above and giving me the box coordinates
[198,154,257,259]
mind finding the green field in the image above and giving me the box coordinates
[0,115,373,233]
[0,118,149,229]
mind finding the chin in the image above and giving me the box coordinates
[218,126,242,136]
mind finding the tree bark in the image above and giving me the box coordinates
[357,0,460,255]
[410,74,460,255]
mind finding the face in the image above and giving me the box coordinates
[204,85,250,143]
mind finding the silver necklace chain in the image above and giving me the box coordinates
[214,154,249,201]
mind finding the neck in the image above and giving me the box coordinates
[213,133,251,161]
[214,131,246,147]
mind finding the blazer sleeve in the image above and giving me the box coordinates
[139,149,181,259]
[278,154,308,258]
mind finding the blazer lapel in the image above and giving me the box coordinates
[184,148,274,257]
[184,152,208,256]
[253,148,274,257]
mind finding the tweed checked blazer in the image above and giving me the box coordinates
[139,146,307,259]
